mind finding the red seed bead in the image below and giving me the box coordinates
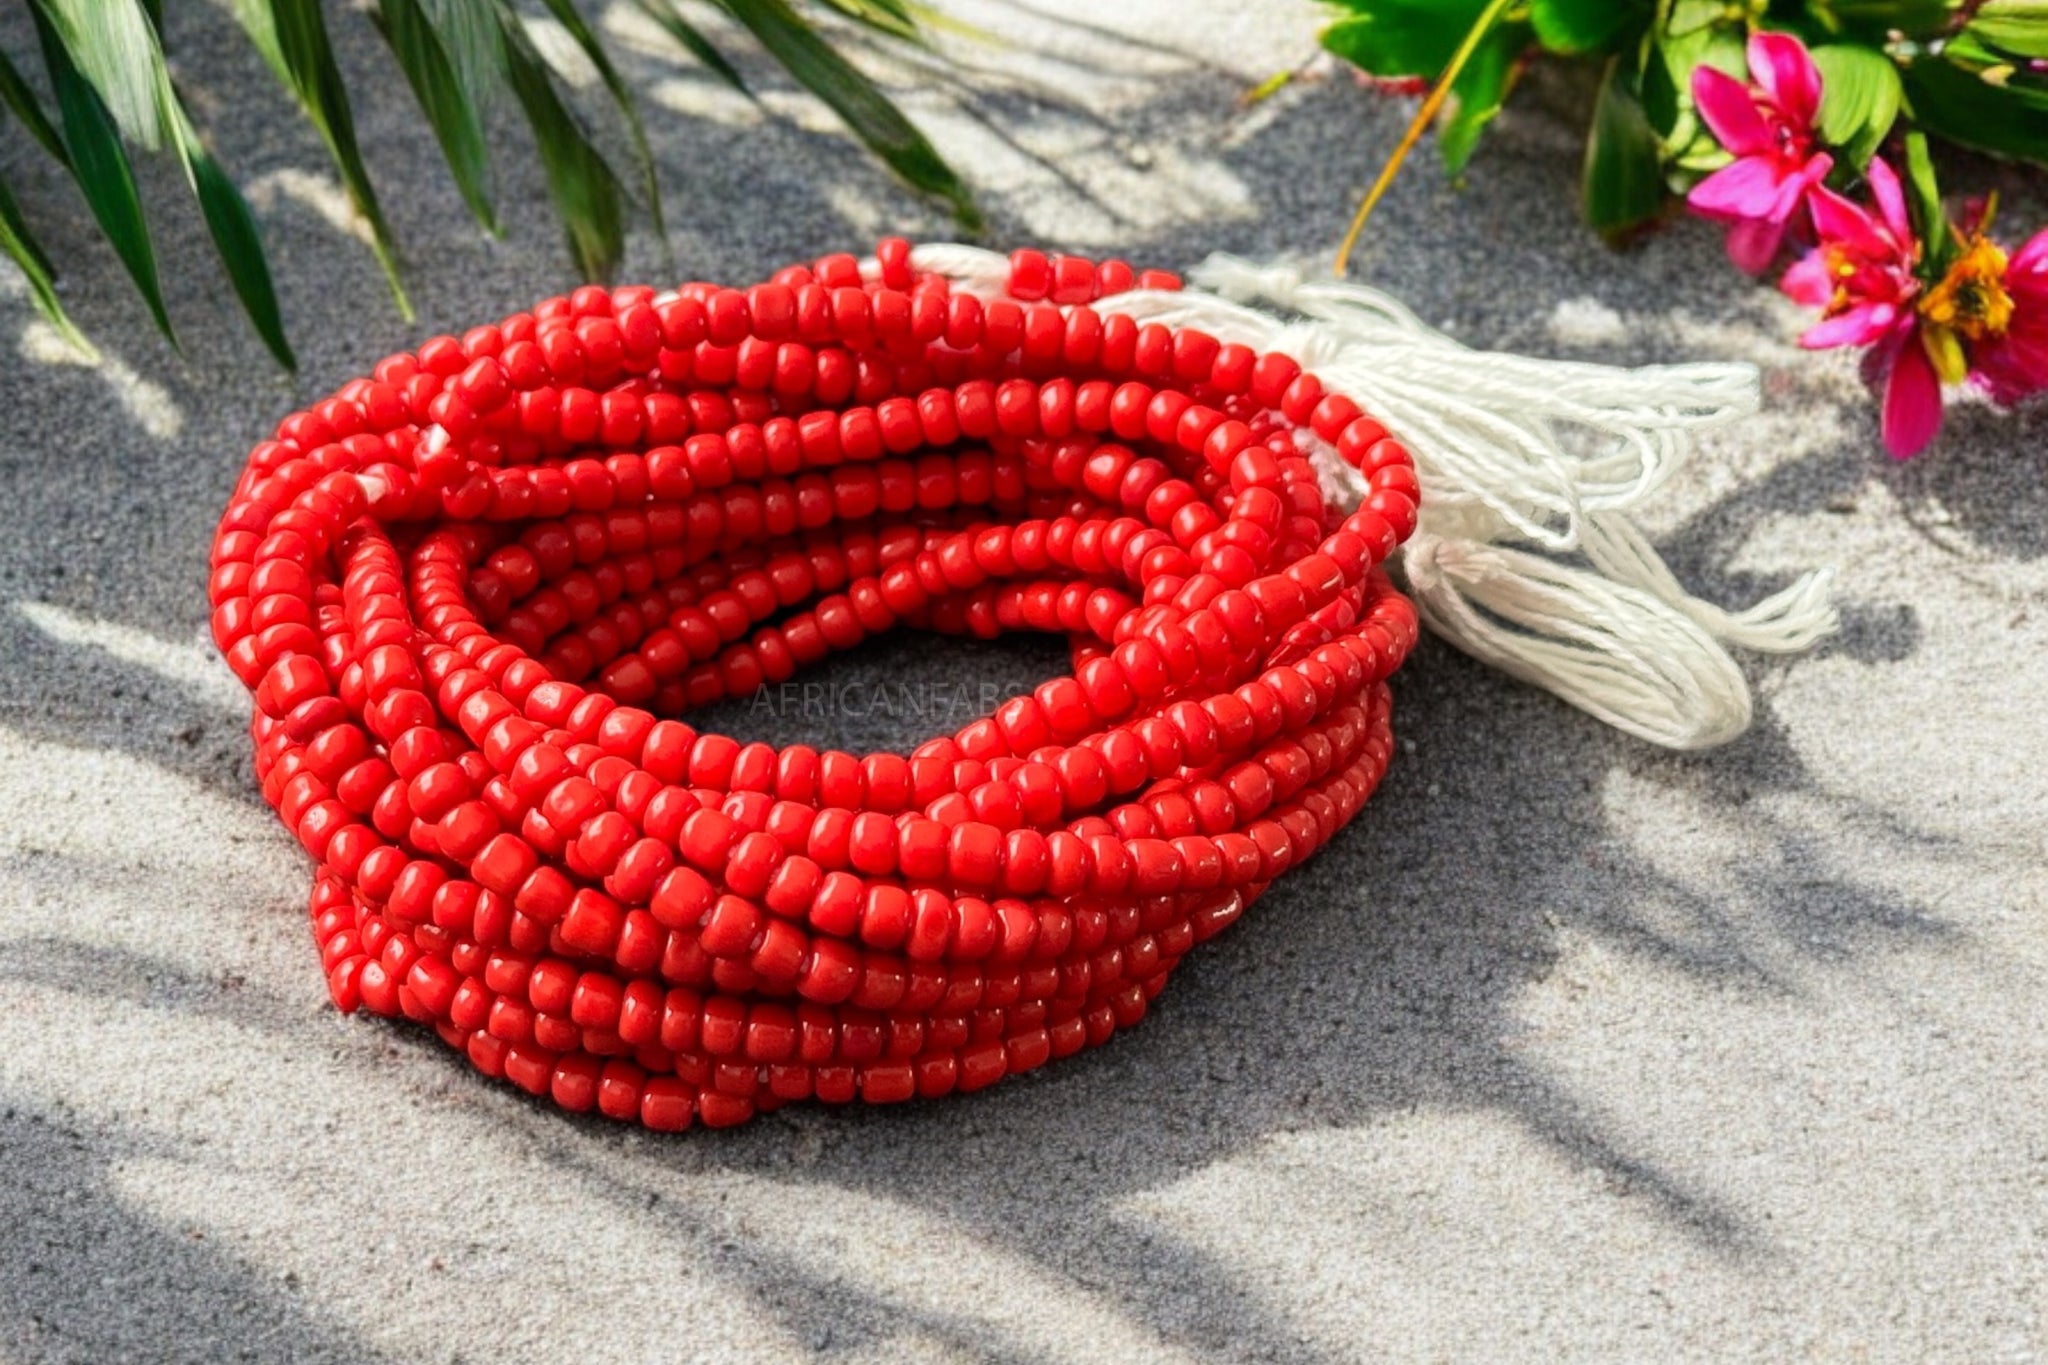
[1051,255,1097,305]
[1008,250,1053,301]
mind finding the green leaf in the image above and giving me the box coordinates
[165,100,294,368]
[1939,30,2007,65]
[226,4,289,102]
[634,0,753,96]
[1244,67,1296,105]
[720,0,979,229]
[1966,0,2048,58]
[1318,0,1529,174]
[1902,55,2048,169]
[899,2,1002,46]
[497,7,624,280]
[373,0,499,233]
[27,0,294,366]
[28,0,167,148]
[232,0,413,320]
[1438,22,1529,174]
[419,0,509,115]
[813,0,924,45]
[0,150,93,355]
[1320,0,1491,77]
[1644,18,1744,143]
[1531,0,1649,55]
[1899,128,1957,276]
[1899,128,1940,226]
[531,0,669,264]
[29,2,176,348]
[1657,13,1748,88]
[0,44,68,164]
[1662,0,1731,39]
[1809,44,1902,167]
[1582,56,1667,241]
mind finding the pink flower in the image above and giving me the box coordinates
[1778,158,1945,457]
[1875,323,1946,460]
[1781,158,1919,348]
[1688,32,1834,274]
[1970,227,2048,404]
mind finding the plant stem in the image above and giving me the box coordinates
[1333,0,1517,278]
[1242,48,1320,108]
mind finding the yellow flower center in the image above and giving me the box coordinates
[1823,245,1863,315]
[1919,236,2014,343]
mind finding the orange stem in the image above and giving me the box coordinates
[1334,0,1516,278]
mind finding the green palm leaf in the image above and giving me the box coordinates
[231,0,414,320]
[417,0,509,113]
[32,0,292,363]
[814,0,924,45]
[165,99,295,368]
[897,2,1000,45]
[532,0,670,266]
[0,45,68,164]
[721,0,978,229]
[373,0,500,234]
[28,0,167,148]
[0,0,982,367]
[29,2,177,348]
[497,7,625,281]
[0,156,92,355]
[633,0,753,97]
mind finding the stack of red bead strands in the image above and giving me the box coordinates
[209,241,1424,1130]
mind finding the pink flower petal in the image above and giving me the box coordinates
[1725,214,1788,275]
[1974,323,2048,403]
[1692,65,1772,155]
[2009,225,2048,278]
[1865,158,1912,245]
[1749,31,1821,129]
[1802,302,1895,350]
[1806,184,1887,255]
[1882,330,1944,459]
[1767,152,1832,221]
[1688,156,1785,221]
[1781,250,1835,309]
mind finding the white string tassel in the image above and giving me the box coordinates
[904,245,1836,750]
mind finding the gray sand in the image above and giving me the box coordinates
[2,2,2044,1361]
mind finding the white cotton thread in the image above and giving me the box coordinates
[904,245,1836,750]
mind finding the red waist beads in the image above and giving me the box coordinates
[208,242,1423,1129]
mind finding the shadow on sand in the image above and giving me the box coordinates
[0,0,2019,1356]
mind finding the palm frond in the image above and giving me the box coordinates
[723,0,979,230]
[814,0,925,46]
[0,163,93,354]
[26,0,292,363]
[30,0,168,148]
[165,99,295,368]
[417,0,509,114]
[0,45,68,164]
[532,0,671,270]
[631,0,754,97]
[29,1,177,348]
[372,0,500,234]
[230,0,414,319]
[0,0,979,366]
[497,4,626,282]
[898,2,1002,46]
